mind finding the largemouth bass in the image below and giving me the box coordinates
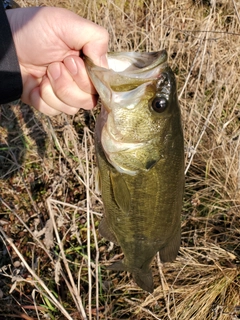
[84,51,184,293]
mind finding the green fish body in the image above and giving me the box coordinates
[85,51,184,293]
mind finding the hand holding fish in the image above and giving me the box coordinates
[6,6,109,115]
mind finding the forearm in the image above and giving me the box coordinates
[0,1,22,104]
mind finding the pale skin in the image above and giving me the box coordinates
[6,7,109,116]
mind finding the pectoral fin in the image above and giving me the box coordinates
[99,217,118,244]
[110,171,131,214]
[159,227,181,262]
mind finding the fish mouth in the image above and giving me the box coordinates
[107,51,168,74]
[84,51,168,94]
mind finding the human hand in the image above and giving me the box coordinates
[6,7,109,115]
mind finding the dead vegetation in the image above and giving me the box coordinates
[0,0,240,319]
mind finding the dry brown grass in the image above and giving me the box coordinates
[0,0,240,319]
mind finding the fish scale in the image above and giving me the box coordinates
[84,51,185,293]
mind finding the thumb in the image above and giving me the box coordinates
[55,9,109,68]
[79,23,109,68]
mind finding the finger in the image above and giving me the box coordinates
[19,70,64,116]
[20,73,42,106]
[83,44,109,69]
[79,26,109,68]
[63,55,97,94]
[29,87,62,116]
[41,72,97,113]
[47,62,98,110]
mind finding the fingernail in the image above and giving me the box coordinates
[91,54,108,68]
[100,54,108,68]
[64,57,78,75]
[48,63,61,80]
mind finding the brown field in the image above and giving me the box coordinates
[0,0,240,319]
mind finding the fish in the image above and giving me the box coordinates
[84,51,185,293]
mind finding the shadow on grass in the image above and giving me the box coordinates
[0,102,47,179]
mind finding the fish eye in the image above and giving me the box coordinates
[152,97,168,113]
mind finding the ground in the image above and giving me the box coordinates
[0,0,240,319]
